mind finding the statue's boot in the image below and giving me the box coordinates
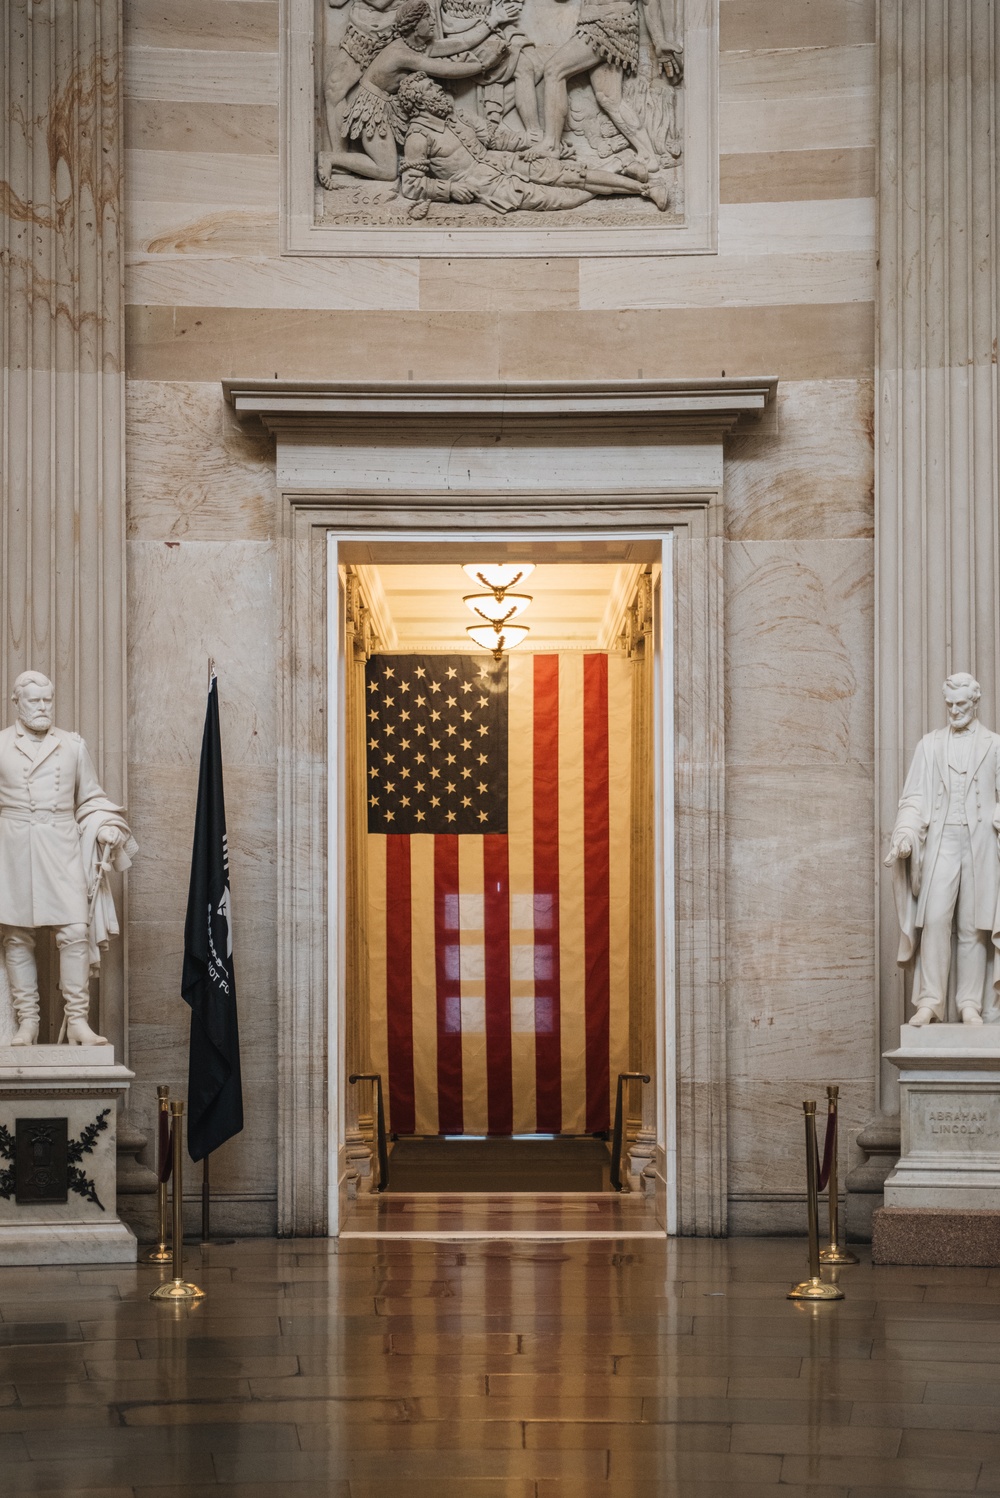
[59,935,107,1046]
[961,1006,985,1026]
[911,1006,936,1026]
[3,932,40,1046]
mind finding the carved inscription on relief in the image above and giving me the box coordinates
[315,0,685,225]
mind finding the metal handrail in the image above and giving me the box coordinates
[349,1073,389,1192]
[609,1072,650,1191]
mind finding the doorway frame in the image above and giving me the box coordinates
[277,493,726,1239]
[225,375,777,1237]
[328,530,673,1234]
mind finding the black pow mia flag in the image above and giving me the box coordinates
[182,674,244,1161]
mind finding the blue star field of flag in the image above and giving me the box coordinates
[365,655,508,835]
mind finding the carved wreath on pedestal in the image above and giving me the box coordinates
[0,1108,110,1210]
[315,0,685,225]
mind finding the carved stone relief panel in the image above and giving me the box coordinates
[283,0,717,254]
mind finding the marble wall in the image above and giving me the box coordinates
[123,0,876,1232]
[724,378,874,1230]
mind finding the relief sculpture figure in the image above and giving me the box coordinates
[398,72,668,211]
[319,0,511,184]
[437,0,542,140]
[317,0,684,219]
[0,672,137,1047]
[535,0,676,170]
[321,0,401,169]
[885,673,1000,1025]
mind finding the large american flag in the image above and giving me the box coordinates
[367,651,631,1136]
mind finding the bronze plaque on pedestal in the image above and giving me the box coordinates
[15,1118,69,1204]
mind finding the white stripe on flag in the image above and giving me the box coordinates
[558,655,587,1135]
[507,653,537,1134]
[458,834,488,1135]
[410,834,438,1135]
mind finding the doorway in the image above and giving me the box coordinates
[332,536,671,1234]
[345,554,653,1201]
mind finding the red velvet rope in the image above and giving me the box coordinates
[816,1100,836,1192]
[157,1107,173,1184]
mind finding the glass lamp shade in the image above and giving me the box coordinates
[467,623,530,656]
[463,592,532,623]
[462,562,535,597]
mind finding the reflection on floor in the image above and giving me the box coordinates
[1,1235,997,1496]
[385,1136,611,1194]
[341,1191,663,1239]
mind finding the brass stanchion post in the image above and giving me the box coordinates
[819,1084,859,1266]
[150,1100,205,1302]
[144,1085,172,1264]
[788,1101,844,1301]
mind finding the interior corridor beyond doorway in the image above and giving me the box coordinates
[341,552,660,1215]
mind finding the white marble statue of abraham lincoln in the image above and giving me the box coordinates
[0,672,137,1046]
[886,672,1000,1025]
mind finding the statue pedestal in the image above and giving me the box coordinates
[873,1025,1000,1265]
[0,1046,138,1265]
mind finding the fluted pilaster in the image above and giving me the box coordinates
[344,572,372,1139]
[877,0,1000,1110]
[1,0,126,1049]
[627,584,657,1183]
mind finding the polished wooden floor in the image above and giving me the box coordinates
[340,1189,664,1237]
[3,1234,1000,1496]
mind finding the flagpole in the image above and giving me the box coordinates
[201,657,214,1248]
[186,656,241,1248]
[202,1149,211,1242]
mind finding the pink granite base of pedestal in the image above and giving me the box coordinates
[872,1206,1000,1266]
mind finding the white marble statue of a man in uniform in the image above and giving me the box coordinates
[886,672,1000,1025]
[0,672,137,1046]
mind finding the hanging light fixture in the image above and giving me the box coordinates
[463,591,532,623]
[467,622,530,660]
[461,562,535,599]
[461,562,535,660]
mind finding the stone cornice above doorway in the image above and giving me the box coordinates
[223,377,778,446]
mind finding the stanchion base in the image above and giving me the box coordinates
[143,1245,173,1264]
[819,1245,860,1266]
[788,1276,844,1301]
[149,1279,205,1302]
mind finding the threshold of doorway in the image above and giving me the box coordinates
[384,1134,612,1194]
[339,1190,665,1241]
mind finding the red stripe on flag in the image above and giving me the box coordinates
[583,654,611,1133]
[434,836,463,1134]
[385,835,415,1134]
[533,655,562,1133]
[484,833,513,1134]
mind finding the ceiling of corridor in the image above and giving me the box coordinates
[356,562,644,654]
